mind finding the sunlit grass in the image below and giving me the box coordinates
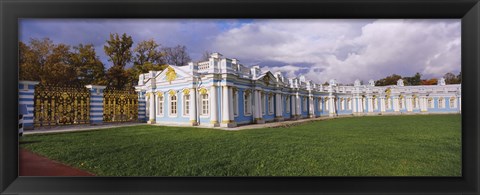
[20,114,461,176]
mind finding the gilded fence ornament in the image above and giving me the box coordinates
[34,83,90,127]
[103,87,138,123]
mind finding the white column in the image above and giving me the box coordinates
[329,95,336,116]
[352,95,357,113]
[275,93,283,120]
[358,97,364,113]
[309,95,315,117]
[148,92,156,124]
[380,96,386,112]
[406,96,413,112]
[393,96,399,112]
[210,86,218,126]
[296,93,301,117]
[420,96,427,112]
[221,86,231,125]
[367,96,373,113]
[189,88,197,125]
[228,87,234,122]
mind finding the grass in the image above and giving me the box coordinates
[20,114,461,176]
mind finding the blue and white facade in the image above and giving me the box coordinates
[136,53,462,128]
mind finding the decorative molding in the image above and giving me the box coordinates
[166,66,177,84]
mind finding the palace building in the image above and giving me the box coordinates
[135,53,462,128]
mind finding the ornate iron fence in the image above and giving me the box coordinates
[34,84,90,127]
[103,88,138,122]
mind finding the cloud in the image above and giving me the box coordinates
[212,19,460,84]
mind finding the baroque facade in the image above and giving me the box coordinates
[135,53,462,128]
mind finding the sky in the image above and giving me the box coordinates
[19,19,461,84]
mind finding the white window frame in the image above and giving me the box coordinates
[183,94,190,116]
[286,95,290,113]
[169,94,177,116]
[340,99,345,110]
[261,93,265,115]
[243,91,252,116]
[325,98,329,111]
[302,97,307,112]
[428,98,434,108]
[200,93,209,116]
[157,96,164,116]
[268,94,274,114]
[233,90,239,117]
[450,97,456,108]
[347,98,352,110]
[439,98,445,108]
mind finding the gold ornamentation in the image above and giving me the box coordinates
[183,88,190,95]
[169,90,176,96]
[244,89,251,96]
[34,83,90,127]
[156,91,163,97]
[199,88,208,95]
[166,66,177,84]
[385,88,391,98]
[103,87,138,123]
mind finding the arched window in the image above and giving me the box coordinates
[183,94,190,116]
[157,95,163,115]
[268,94,274,114]
[201,93,209,115]
[439,97,445,108]
[428,98,434,108]
[170,94,177,115]
[233,89,238,116]
[243,90,251,115]
[450,97,456,108]
[286,95,291,113]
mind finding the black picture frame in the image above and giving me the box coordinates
[1,0,479,194]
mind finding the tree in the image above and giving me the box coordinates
[127,39,166,87]
[456,72,462,83]
[375,74,402,86]
[104,33,133,89]
[443,72,459,84]
[71,44,107,85]
[200,50,211,62]
[403,72,422,86]
[41,43,77,84]
[162,45,192,66]
[19,41,41,81]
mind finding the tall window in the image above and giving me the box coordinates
[302,97,307,111]
[201,94,209,115]
[244,91,251,115]
[439,98,445,108]
[428,98,434,108]
[373,98,378,110]
[347,98,352,110]
[261,93,265,115]
[325,98,329,111]
[340,98,345,110]
[183,94,190,116]
[268,95,274,114]
[413,98,418,109]
[399,98,404,109]
[233,89,238,116]
[318,98,322,112]
[157,96,163,115]
[170,94,177,115]
[286,96,290,113]
[450,97,456,108]
[386,98,391,109]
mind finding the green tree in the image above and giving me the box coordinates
[456,72,462,83]
[71,44,107,85]
[127,39,166,87]
[375,74,402,86]
[104,33,133,89]
[42,43,77,84]
[19,41,41,81]
[403,72,422,86]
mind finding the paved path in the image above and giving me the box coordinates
[20,148,94,176]
[24,122,144,135]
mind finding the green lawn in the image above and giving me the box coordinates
[20,114,461,176]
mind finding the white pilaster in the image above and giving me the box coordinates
[406,96,413,112]
[189,88,197,125]
[296,93,301,117]
[329,95,336,117]
[275,93,283,121]
[393,96,399,112]
[148,92,156,124]
[367,96,373,113]
[309,95,315,118]
[380,97,386,112]
[291,95,296,119]
[228,87,235,122]
[210,86,218,126]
